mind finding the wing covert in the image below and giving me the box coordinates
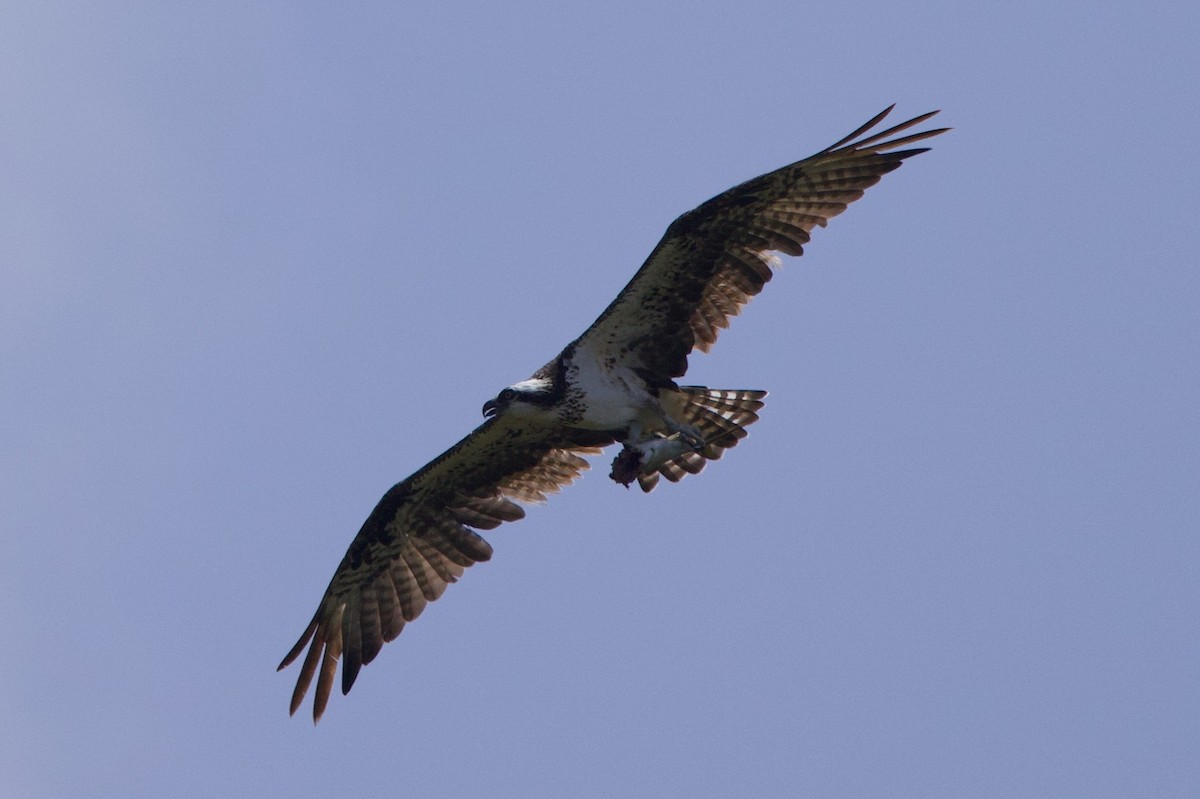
[575,106,948,384]
[278,416,609,721]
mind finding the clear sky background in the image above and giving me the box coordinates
[3,2,1197,797]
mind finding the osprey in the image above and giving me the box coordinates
[280,107,947,720]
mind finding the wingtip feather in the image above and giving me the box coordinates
[824,107,947,155]
[823,105,896,151]
[278,616,319,672]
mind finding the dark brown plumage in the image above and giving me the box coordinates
[279,107,947,721]
[279,419,610,719]
[578,106,945,387]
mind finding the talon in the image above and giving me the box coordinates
[676,427,706,453]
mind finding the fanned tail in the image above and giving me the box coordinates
[635,387,766,492]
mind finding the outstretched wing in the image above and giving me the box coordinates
[575,106,948,385]
[278,416,611,721]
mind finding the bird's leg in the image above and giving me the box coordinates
[610,415,707,487]
[664,420,706,453]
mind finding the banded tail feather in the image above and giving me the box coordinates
[281,107,946,720]
[633,387,766,492]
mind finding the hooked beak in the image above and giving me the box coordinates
[482,399,499,418]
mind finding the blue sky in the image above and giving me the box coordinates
[3,2,1198,796]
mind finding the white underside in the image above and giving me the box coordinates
[566,344,665,434]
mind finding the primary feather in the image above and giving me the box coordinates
[279,107,947,721]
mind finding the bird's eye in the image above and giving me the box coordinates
[498,388,516,403]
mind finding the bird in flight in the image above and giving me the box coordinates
[279,106,948,721]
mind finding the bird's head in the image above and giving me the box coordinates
[482,378,554,418]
